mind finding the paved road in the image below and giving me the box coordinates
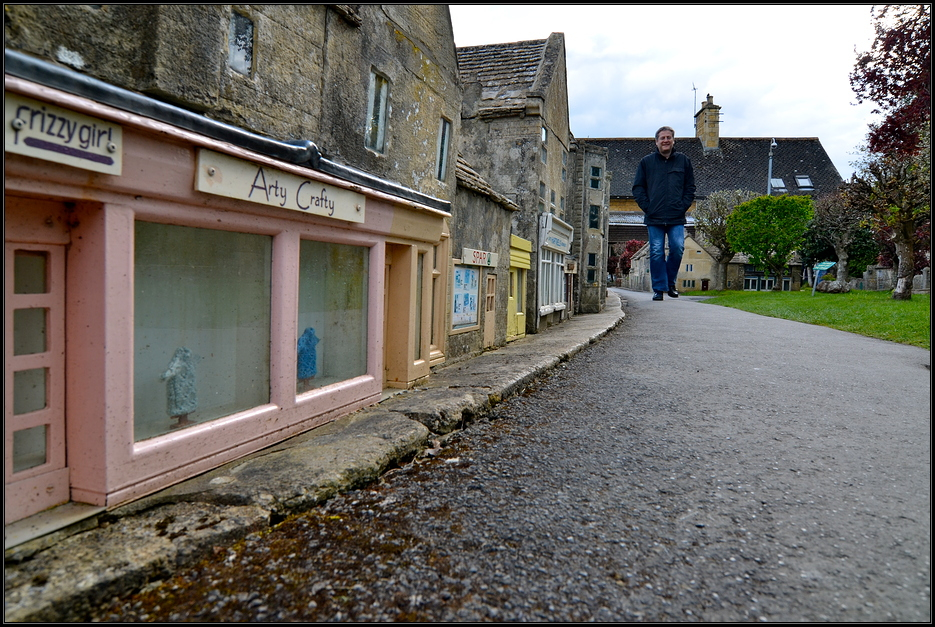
[93,289,931,622]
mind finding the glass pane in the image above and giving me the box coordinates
[134,222,272,441]
[297,240,369,394]
[14,250,48,294]
[13,308,47,355]
[228,12,253,75]
[13,368,47,415]
[13,425,47,473]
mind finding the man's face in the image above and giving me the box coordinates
[656,131,674,156]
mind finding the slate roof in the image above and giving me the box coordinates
[586,137,844,200]
[457,39,547,118]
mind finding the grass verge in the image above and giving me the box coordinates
[688,289,930,350]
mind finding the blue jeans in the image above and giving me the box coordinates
[647,224,684,293]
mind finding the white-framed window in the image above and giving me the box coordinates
[436,118,452,180]
[366,70,389,153]
[539,248,565,309]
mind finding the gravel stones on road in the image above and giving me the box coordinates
[92,294,930,622]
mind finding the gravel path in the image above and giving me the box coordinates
[92,291,931,622]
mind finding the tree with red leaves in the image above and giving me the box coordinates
[850,5,931,156]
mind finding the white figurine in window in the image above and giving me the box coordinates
[162,347,197,429]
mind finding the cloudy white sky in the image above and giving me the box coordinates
[449,4,881,180]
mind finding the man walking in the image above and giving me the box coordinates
[632,126,695,300]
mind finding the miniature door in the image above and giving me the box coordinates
[5,231,69,523]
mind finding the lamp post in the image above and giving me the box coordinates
[766,138,777,195]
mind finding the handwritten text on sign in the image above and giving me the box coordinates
[5,92,122,175]
[196,149,365,223]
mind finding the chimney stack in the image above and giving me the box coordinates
[694,94,721,150]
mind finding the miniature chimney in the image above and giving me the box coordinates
[694,94,721,150]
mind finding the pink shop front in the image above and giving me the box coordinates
[4,75,450,525]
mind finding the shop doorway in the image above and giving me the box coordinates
[5,198,70,523]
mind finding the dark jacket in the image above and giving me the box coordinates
[632,150,696,225]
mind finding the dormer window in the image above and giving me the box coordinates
[794,174,813,190]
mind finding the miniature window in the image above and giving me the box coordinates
[366,71,389,153]
[452,265,479,329]
[590,166,602,189]
[436,118,452,180]
[133,222,272,441]
[297,240,369,394]
[589,205,600,229]
[541,127,548,164]
[229,12,254,75]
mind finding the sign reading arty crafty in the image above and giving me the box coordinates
[196,149,365,223]
[462,248,499,267]
[5,93,122,175]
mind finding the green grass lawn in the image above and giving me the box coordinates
[688,289,931,350]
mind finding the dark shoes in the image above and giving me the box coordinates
[653,291,664,301]
[667,287,679,298]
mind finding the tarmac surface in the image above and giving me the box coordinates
[3,290,626,622]
[5,288,930,622]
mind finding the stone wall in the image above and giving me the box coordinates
[4,4,462,201]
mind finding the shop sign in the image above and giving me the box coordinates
[196,149,365,223]
[5,93,122,175]
[462,248,499,267]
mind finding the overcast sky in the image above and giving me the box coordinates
[449,4,881,181]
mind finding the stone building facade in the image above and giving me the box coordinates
[567,140,611,313]
[457,34,575,333]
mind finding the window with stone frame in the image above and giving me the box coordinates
[366,70,389,153]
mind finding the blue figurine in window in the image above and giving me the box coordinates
[297,327,319,389]
[162,347,197,429]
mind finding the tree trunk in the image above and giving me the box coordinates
[834,246,850,284]
[713,259,729,291]
[892,228,916,300]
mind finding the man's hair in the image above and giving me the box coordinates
[655,126,675,140]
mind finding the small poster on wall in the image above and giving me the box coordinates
[452,265,479,328]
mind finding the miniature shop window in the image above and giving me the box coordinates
[296,240,369,394]
[451,265,479,330]
[133,222,272,441]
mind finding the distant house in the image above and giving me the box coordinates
[624,236,806,293]
[589,95,844,252]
